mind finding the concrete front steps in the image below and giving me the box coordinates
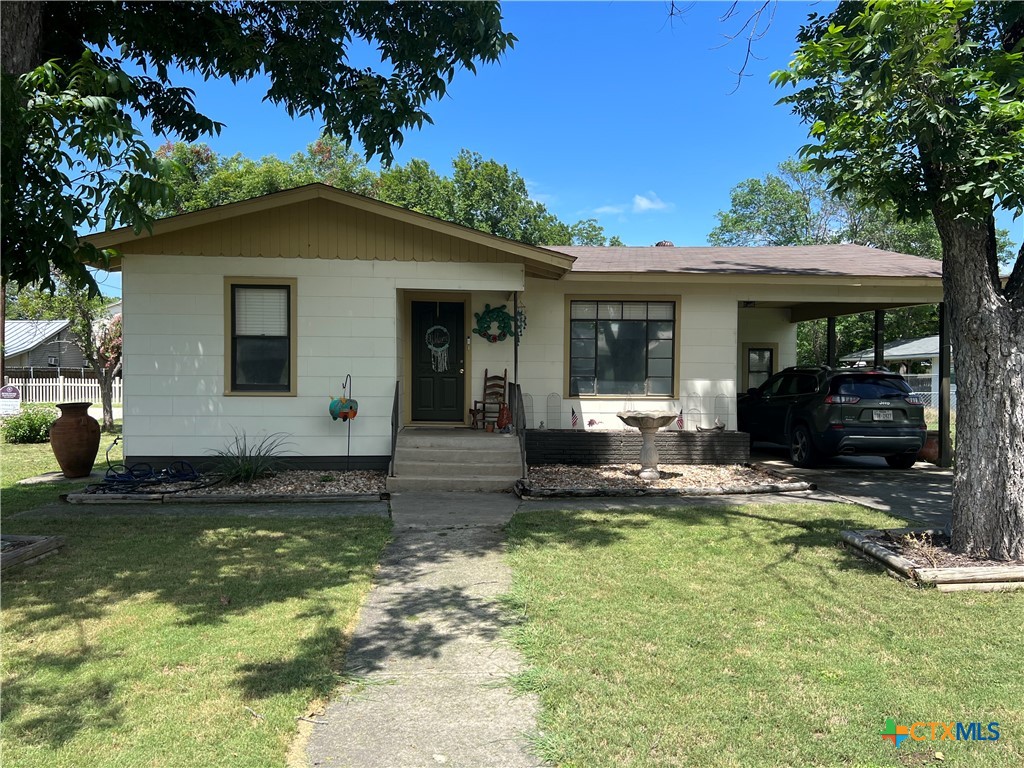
[386,428,523,492]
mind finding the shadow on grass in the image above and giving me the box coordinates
[507,501,895,599]
[1,513,389,746]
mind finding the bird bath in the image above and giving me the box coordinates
[617,411,678,480]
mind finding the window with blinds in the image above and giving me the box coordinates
[230,284,291,392]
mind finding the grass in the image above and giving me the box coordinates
[1,436,391,768]
[505,503,1023,768]
[0,433,122,518]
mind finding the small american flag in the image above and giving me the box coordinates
[676,410,685,430]
[571,407,579,428]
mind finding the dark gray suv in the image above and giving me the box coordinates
[738,366,927,468]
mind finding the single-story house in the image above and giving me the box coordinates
[87,184,944,487]
[3,319,87,372]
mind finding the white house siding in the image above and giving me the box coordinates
[737,307,797,388]
[122,254,522,461]
[517,279,742,430]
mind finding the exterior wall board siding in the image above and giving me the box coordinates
[517,279,741,430]
[122,253,523,462]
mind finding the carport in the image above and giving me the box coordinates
[731,245,951,467]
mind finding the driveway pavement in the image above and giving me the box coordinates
[752,445,953,529]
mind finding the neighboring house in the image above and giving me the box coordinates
[3,319,87,372]
[86,184,944,471]
[841,335,955,408]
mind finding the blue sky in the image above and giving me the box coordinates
[98,1,1019,295]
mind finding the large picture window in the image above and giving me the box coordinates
[569,300,675,396]
[226,279,296,394]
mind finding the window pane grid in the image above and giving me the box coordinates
[569,301,675,396]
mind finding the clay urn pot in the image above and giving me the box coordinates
[50,402,101,478]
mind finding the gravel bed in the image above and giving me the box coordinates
[180,470,386,497]
[527,463,787,489]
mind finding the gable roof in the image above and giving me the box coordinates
[4,320,71,357]
[545,245,943,280]
[86,184,575,280]
[842,335,944,363]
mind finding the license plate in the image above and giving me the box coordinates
[873,410,893,421]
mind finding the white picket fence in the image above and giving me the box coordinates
[4,376,122,405]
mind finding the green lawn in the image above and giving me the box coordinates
[1,435,122,518]
[505,504,1023,768]
[1,440,391,768]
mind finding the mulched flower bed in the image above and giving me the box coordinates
[840,528,1024,592]
[864,530,1024,570]
[181,470,386,496]
[528,463,785,490]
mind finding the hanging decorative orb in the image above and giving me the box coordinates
[473,303,514,343]
[329,396,359,421]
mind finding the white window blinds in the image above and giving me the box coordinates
[235,287,287,336]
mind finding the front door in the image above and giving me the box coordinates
[411,301,465,422]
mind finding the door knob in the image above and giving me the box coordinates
[459,368,464,374]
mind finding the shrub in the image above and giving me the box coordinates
[0,404,58,444]
[209,430,293,484]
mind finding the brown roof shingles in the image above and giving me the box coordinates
[544,245,942,279]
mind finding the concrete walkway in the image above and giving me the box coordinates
[306,492,544,768]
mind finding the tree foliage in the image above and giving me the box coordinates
[1,1,516,295]
[711,158,1017,365]
[152,141,621,247]
[773,0,1024,558]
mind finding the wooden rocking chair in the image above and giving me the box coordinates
[469,368,508,429]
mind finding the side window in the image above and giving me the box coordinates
[225,278,297,395]
[794,375,818,395]
[746,347,774,390]
[766,374,790,396]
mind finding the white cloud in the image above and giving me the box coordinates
[632,192,672,213]
[525,179,556,206]
[593,192,673,218]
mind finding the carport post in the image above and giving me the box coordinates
[873,310,885,369]
[938,302,952,468]
[826,317,837,367]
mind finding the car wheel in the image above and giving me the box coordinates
[885,454,917,469]
[789,424,818,467]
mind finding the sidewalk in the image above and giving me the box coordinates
[306,492,544,768]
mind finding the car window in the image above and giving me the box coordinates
[793,375,818,395]
[835,375,912,399]
[766,375,790,396]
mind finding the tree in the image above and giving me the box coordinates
[711,159,1015,366]
[773,1,1024,559]
[149,136,377,217]
[1,1,515,293]
[7,283,122,431]
[154,143,622,247]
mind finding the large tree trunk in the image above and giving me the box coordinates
[0,2,44,76]
[935,211,1024,560]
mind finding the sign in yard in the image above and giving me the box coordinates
[0,385,22,416]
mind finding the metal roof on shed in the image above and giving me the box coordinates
[3,320,70,357]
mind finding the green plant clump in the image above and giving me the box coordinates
[210,430,293,484]
[0,404,58,444]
